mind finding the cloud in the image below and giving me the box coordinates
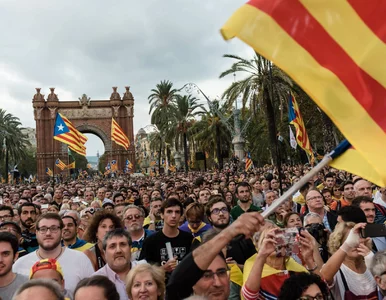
[0,0,253,154]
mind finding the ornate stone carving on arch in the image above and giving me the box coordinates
[76,124,112,152]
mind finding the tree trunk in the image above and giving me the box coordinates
[321,111,336,154]
[5,147,9,183]
[183,132,189,172]
[264,88,278,165]
[215,124,223,170]
[158,140,162,173]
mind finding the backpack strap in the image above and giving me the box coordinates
[374,203,386,216]
[338,268,349,291]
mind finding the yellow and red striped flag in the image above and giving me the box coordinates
[55,158,67,170]
[245,152,253,171]
[111,118,130,150]
[54,113,87,156]
[288,93,313,158]
[221,1,386,186]
[67,161,75,169]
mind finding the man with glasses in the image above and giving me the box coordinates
[205,196,256,265]
[304,190,337,232]
[167,210,265,299]
[13,213,94,297]
[0,205,14,223]
[123,205,154,261]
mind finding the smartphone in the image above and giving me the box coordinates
[361,224,386,238]
[41,204,49,209]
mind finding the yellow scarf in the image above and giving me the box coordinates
[188,222,207,234]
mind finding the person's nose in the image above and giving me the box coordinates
[212,273,222,286]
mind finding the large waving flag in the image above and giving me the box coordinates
[288,93,313,157]
[111,118,130,150]
[55,158,67,170]
[221,1,386,186]
[54,113,87,156]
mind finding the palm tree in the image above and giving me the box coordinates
[148,80,178,129]
[148,129,163,171]
[191,101,232,169]
[0,109,30,182]
[168,95,204,171]
[219,53,292,164]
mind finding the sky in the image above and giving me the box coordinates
[0,0,252,156]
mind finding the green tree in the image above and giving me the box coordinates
[191,101,232,169]
[18,148,37,178]
[168,95,204,171]
[0,109,30,181]
[148,129,163,171]
[69,149,87,171]
[220,53,293,164]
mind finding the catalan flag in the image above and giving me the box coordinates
[288,93,313,157]
[55,158,67,170]
[54,113,87,156]
[245,152,253,171]
[111,118,130,150]
[67,161,75,169]
[221,1,386,186]
[46,168,53,177]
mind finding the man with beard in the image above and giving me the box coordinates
[61,215,93,252]
[18,203,39,253]
[0,232,28,299]
[123,205,154,261]
[143,197,163,231]
[231,182,261,220]
[13,213,94,297]
[93,229,145,300]
[204,196,256,265]
[52,189,64,209]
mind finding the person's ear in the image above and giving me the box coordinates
[13,251,19,262]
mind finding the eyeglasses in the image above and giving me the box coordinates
[202,268,229,281]
[0,215,12,220]
[37,226,61,234]
[297,294,325,300]
[306,196,323,202]
[210,207,229,215]
[125,214,142,221]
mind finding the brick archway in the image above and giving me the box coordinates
[32,87,135,180]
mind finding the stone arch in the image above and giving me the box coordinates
[32,87,135,180]
[76,124,111,152]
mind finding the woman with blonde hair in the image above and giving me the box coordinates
[242,224,319,300]
[320,222,376,299]
[126,263,165,300]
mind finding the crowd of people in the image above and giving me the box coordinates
[1,164,386,299]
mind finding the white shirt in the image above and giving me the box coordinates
[13,247,94,296]
[93,260,146,300]
[330,263,376,300]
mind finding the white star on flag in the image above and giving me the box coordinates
[57,124,64,131]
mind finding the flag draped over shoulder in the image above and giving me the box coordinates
[55,158,67,170]
[54,113,87,156]
[111,118,130,150]
[288,93,313,157]
[221,1,386,186]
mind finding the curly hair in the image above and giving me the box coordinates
[278,273,329,300]
[327,221,373,254]
[82,211,123,243]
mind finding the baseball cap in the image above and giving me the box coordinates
[0,221,22,235]
[29,258,64,279]
[102,199,115,207]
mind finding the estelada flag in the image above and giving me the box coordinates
[54,113,87,156]
[221,1,386,186]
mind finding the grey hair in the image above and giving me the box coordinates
[303,212,323,226]
[122,204,145,217]
[370,250,386,276]
[102,228,132,251]
[12,279,64,300]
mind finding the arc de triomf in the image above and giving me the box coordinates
[32,86,135,180]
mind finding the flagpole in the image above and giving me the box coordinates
[261,140,350,218]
